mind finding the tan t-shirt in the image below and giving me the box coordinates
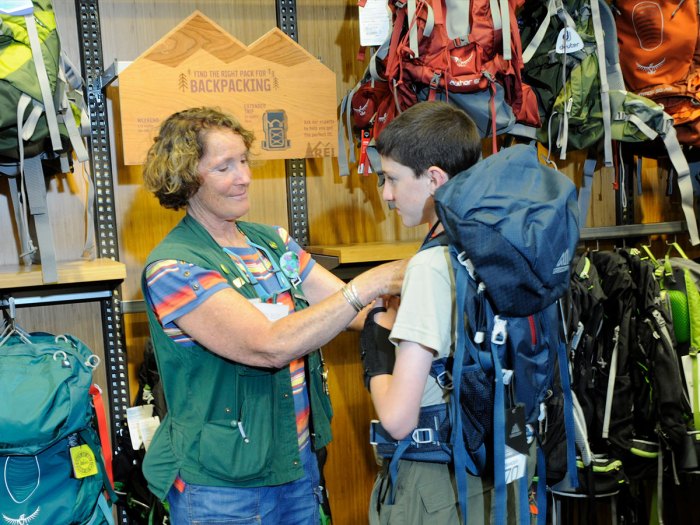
[390,245,456,407]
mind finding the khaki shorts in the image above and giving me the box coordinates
[368,447,536,525]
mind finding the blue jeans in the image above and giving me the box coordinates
[167,444,322,524]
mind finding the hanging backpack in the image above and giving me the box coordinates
[0,0,93,283]
[433,143,581,525]
[518,0,699,245]
[338,0,541,176]
[641,243,700,470]
[0,328,116,524]
[112,339,169,524]
[612,0,700,147]
[544,251,606,485]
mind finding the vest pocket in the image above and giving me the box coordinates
[197,397,272,482]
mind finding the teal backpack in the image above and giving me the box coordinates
[0,328,116,524]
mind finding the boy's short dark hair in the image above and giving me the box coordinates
[375,101,481,178]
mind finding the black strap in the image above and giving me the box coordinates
[420,221,449,251]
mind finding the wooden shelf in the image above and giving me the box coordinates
[306,241,421,266]
[0,259,126,290]
[306,241,420,280]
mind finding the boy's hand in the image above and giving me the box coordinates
[359,304,396,391]
[372,295,400,330]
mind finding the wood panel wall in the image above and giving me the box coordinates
[0,2,695,524]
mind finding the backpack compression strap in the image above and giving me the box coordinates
[10,5,62,153]
[450,250,487,524]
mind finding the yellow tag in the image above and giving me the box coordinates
[232,277,245,288]
[70,444,98,478]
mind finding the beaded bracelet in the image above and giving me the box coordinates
[341,282,365,313]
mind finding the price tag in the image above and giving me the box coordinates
[359,0,391,47]
[70,444,98,478]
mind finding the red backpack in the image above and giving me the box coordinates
[338,0,540,176]
[613,0,700,146]
[385,0,539,127]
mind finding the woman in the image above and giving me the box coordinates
[140,107,406,524]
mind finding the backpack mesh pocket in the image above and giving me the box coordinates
[458,362,494,454]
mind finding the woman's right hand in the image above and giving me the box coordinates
[369,258,408,297]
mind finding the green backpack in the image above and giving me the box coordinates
[518,0,698,245]
[0,0,93,283]
[0,0,88,163]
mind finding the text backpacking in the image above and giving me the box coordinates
[434,144,580,525]
[0,331,115,524]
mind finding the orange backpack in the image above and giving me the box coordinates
[613,0,700,146]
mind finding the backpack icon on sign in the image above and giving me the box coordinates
[262,110,291,150]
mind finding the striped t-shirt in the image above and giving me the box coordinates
[144,226,316,450]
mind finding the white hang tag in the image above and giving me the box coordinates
[504,445,528,484]
[555,27,584,54]
[359,0,391,47]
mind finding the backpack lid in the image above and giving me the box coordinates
[434,144,580,316]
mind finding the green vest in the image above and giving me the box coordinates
[141,214,333,499]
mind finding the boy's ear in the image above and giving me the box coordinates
[427,166,449,192]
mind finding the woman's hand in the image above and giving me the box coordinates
[352,257,408,305]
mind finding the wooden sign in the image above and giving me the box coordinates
[117,11,338,164]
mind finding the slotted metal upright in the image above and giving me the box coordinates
[75,1,130,522]
[275,0,310,246]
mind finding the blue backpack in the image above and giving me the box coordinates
[434,144,581,525]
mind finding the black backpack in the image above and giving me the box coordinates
[112,340,169,524]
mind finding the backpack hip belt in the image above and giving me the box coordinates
[370,402,452,463]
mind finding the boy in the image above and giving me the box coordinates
[360,100,485,524]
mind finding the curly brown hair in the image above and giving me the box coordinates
[143,107,255,210]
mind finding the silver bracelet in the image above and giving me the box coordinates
[341,282,364,313]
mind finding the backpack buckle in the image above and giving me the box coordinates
[492,316,508,345]
[436,370,453,390]
[453,37,469,48]
[429,70,442,90]
[412,427,436,444]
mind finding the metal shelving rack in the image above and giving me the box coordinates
[75,1,130,523]
[72,1,306,522]
[67,3,691,524]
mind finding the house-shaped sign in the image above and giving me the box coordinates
[117,11,338,164]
